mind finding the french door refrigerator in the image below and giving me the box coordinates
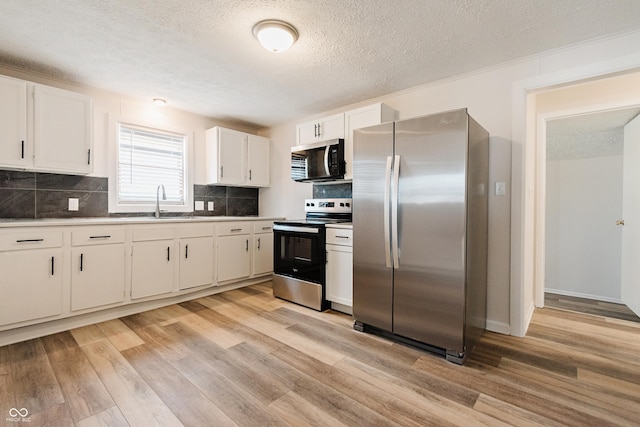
[352,108,489,364]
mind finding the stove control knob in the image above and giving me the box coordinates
[346,202,350,207]
[339,203,344,207]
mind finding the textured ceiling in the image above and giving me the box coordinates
[1,1,640,128]
[547,108,640,160]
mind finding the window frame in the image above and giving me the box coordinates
[108,115,194,214]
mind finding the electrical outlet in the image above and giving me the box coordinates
[194,200,205,211]
[495,182,506,196]
[68,198,79,211]
[208,201,214,211]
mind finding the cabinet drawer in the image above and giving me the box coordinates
[217,222,250,236]
[178,223,214,238]
[133,226,175,242]
[71,228,126,246]
[326,228,353,246]
[252,221,274,234]
[0,230,63,251]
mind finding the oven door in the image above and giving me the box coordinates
[273,224,325,284]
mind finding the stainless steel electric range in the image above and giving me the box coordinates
[272,198,352,311]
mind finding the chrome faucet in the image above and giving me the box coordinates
[155,184,166,218]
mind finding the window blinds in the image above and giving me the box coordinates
[117,123,186,204]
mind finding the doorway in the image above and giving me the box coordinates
[541,107,640,321]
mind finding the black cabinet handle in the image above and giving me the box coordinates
[89,235,111,239]
[21,140,25,159]
[221,165,224,178]
[80,253,84,272]
[231,228,242,232]
[257,237,261,250]
[167,246,170,261]
[249,170,252,180]
[317,123,321,137]
[51,256,55,276]
[185,244,189,259]
[245,239,249,252]
[16,238,44,243]
[87,148,91,165]
[262,226,272,231]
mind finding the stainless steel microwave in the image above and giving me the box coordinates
[291,139,346,182]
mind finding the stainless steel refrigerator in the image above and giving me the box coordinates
[352,108,488,364]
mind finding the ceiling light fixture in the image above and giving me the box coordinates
[152,98,167,106]
[252,20,298,53]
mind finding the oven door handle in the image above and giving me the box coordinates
[273,224,320,234]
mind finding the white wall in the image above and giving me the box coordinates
[545,155,623,301]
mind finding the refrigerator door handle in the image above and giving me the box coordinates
[392,155,400,269]
[384,156,393,268]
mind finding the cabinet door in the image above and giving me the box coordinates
[71,245,125,311]
[319,113,345,141]
[296,121,320,145]
[0,249,63,326]
[217,235,251,282]
[132,240,175,299]
[0,76,28,169]
[180,237,214,290]
[252,232,273,276]
[33,84,93,174]
[344,104,396,179]
[326,244,353,306]
[247,135,270,187]
[218,128,247,185]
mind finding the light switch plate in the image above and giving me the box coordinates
[495,182,506,196]
[68,198,79,211]
[208,201,214,211]
[194,200,205,211]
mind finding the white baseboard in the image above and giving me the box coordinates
[486,319,510,335]
[545,288,623,304]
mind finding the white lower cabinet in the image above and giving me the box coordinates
[132,240,176,299]
[216,222,251,283]
[0,248,63,326]
[0,218,280,340]
[325,227,353,308]
[252,221,274,277]
[70,228,126,311]
[180,236,215,290]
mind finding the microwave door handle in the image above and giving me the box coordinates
[324,145,331,176]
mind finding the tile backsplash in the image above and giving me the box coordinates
[0,169,258,219]
[313,182,352,199]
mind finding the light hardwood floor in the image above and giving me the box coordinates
[1,282,639,426]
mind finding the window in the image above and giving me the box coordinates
[109,118,192,213]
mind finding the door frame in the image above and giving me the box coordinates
[511,52,640,337]
[534,103,640,308]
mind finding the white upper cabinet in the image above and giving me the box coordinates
[0,76,93,174]
[206,126,270,187]
[247,134,270,187]
[33,84,93,174]
[296,112,345,145]
[0,76,28,169]
[344,103,396,179]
